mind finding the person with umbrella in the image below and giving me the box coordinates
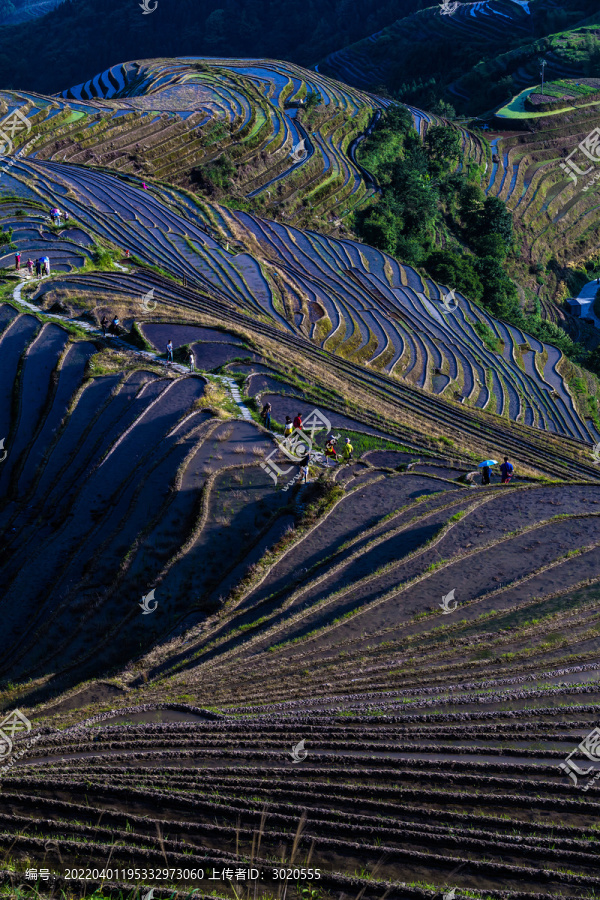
[478,458,497,485]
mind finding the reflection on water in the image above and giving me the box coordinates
[102,709,211,725]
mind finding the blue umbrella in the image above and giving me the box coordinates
[478,459,497,467]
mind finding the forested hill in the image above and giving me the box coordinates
[318,0,600,112]
[0,0,422,95]
[0,0,63,25]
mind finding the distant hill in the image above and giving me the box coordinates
[0,0,65,25]
[318,0,600,114]
[0,0,423,96]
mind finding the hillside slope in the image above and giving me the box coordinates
[1,53,600,900]
[0,0,424,95]
[319,0,599,112]
[3,56,393,231]
[0,144,593,442]
[0,0,64,24]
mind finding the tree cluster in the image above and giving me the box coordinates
[355,108,590,366]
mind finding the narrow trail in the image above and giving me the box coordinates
[10,276,255,421]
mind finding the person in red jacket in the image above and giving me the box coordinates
[293,412,302,430]
[325,438,338,465]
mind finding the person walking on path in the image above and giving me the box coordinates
[343,437,353,463]
[35,258,41,276]
[481,464,492,486]
[109,316,120,335]
[325,437,338,466]
[293,412,302,431]
[261,402,272,430]
[500,456,514,484]
[26,258,33,275]
[14,252,20,270]
[101,315,108,336]
[43,257,50,276]
[166,340,173,364]
[300,451,310,484]
[283,416,293,440]
[188,349,195,372]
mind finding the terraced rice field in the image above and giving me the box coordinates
[318,0,584,109]
[319,0,537,94]
[4,466,600,899]
[2,51,600,900]
[481,97,600,315]
[0,147,593,445]
[0,56,398,228]
[1,55,490,234]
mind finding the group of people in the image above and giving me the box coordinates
[262,406,354,483]
[15,253,50,276]
[49,208,68,226]
[97,329,196,373]
[323,434,353,465]
[480,456,514,485]
[11,207,67,278]
[166,339,195,372]
[101,315,121,336]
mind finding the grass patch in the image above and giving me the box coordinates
[474,321,502,353]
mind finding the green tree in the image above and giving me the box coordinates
[424,125,461,172]
[480,196,513,246]
[459,182,484,220]
[472,232,508,261]
[204,9,228,50]
[425,250,483,301]
[360,206,400,254]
